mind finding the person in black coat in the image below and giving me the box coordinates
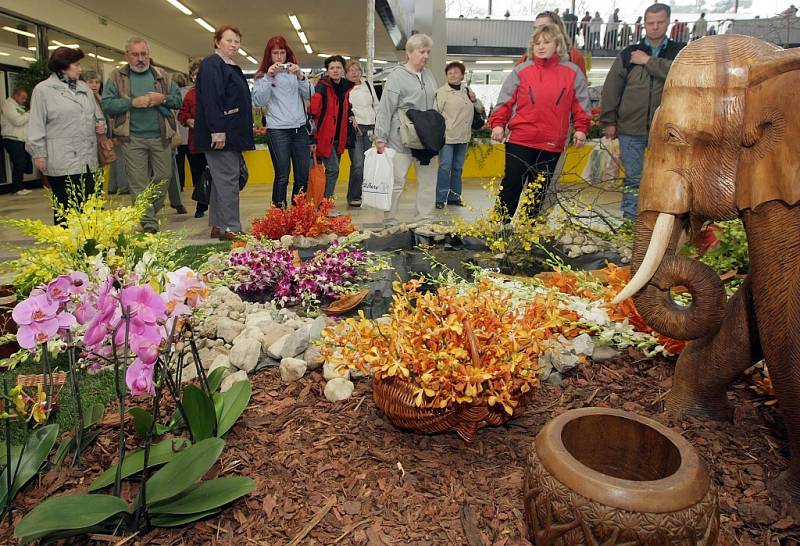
[195,24,254,240]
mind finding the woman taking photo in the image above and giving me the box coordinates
[374,33,439,225]
[27,47,106,224]
[489,24,590,220]
[252,35,313,208]
[195,25,254,240]
[344,60,378,207]
[434,61,484,208]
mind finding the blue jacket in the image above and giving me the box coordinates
[252,72,313,130]
[195,53,254,152]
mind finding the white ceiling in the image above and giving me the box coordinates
[66,0,403,70]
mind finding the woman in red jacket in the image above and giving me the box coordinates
[490,24,590,219]
[309,55,353,199]
[177,62,209,218]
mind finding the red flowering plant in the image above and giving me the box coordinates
[251,193,357,240]
[586,107,603,139]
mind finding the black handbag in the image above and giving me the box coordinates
[239,154,248,190]
[192,166,212,205]
[468,87,486,130]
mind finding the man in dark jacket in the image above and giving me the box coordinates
[600,3,685,220]
[309,55,353,198]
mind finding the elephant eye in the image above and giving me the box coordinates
[664,125,689,146]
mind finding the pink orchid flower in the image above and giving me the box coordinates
[46,275,73,303]
[126,358,155,396]
[12,293,60,349]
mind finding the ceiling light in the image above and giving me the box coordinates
[88,52,115,62]
[288,14,302,31]
[502,69,512,72]
[317,53,331,58]
[475,59,513,64]
[165,0,192,15]
[247,56,258,64]
[3,27,35,38]
[472,69,492,73]
[373,59,387,64]
[297,31,308,44]
[28,46,36,51]
[20,56,37,62]
[304,44,312,54]
[359,58,367,62]
[0,52,9,57]
[238,48,248,56]
[48,44,79,50]
[194,18,215,33]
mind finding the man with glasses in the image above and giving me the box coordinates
[102,37,181,233]
[600,3,685,220]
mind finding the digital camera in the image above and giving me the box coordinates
[277,63,291,71]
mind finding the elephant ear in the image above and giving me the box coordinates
[736,49,800,211]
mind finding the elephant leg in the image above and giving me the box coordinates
[745,201,800,503]
[667,276,762,421]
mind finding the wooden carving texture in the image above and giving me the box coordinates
[524,449,720,546]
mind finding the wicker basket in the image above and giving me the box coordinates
[16,372,68,407]
[372,376,526,443]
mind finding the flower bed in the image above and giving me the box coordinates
[251,194,356,241]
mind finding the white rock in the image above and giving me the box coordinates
[296,236,312,248]
[572,235,586,245]
[216,317,245,344]
[233,326,264,346]
[580,244,599,254]
[592,345,620,361]
[197,317,218,339]
[303,346,324,371]
[571,333,595,356]
[181,363,198,384]
[229,310,241,321]
[323,360,350,381]
[281,324,311,358]
[221,370,248,392]
[261,324,295,351]
[559,235,573,245]
[309,315,328,341]
[208,355,232,378]
[196,346,226,370]
[267,333,292,359]
[280,357,307,382]
[280,234,294,248]
[229,338,262,373]
[324,378,355,401]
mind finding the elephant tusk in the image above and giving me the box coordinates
[611,213,676,305]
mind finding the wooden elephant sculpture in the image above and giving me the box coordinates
[612,34,800,504]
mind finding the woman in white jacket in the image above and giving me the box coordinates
[0,87,31,195]
[344,59,379,207]
[27,47,106,224]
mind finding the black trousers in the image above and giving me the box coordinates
[187,152,208,214]
[175,144,190,190]
[498,142,561,219]
[2,138,27,192]
[47,168,96,225]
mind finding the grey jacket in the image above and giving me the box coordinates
[374,65,438,153]
[252,73,314,130]
[26,75,103,177]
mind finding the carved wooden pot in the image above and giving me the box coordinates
[0,285,19,359]
[525,408,719,545]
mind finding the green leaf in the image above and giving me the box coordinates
[182,384,216,441]
[143,437,224,505]
[89,438,191,492]
[217,380,251,437]
[128,407,153,439]
[150,508,220,527]
[206,367,227,393]
[212,392,224,423]
[150,476,255,514]
[0,444,22,467]
[83,403,105,429]
[13,494,129,544]
[0,423,58,504]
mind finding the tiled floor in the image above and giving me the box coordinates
[0,177,624,262]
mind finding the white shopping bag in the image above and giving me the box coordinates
[362,147,395,211]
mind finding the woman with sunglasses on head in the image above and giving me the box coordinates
[252,35,314,208]
[518,10,587,78]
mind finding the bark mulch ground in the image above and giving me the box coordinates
[1,350,795,545]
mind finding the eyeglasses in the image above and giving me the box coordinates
[127,51,149,58]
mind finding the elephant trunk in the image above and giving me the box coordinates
[615,211,726,341]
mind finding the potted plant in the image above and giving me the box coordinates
[322,278,563,442]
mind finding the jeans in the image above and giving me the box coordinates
[498,142,561,219]
[436,142,468,204]
[267,127,310,208]
[618,133,648,220]
[2,138,27,192]
[320,141,341,199]
[347,124,372,203]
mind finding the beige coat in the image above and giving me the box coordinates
[434,84,485,144]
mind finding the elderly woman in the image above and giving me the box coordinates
[27,47,105,224]
[489,24,590,220]
[344,59,379,207]
[434,61,484,208]
[195,25,254,240]
[374,33,439,225]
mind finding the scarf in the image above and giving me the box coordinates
[57,71,77,91]
[448,83,462,91]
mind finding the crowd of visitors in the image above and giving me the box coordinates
[5,1,691,233]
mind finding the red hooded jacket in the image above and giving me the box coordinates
[489,55,591,152]
[309,78,353,159]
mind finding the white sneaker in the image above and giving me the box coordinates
[14,189,31,196]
